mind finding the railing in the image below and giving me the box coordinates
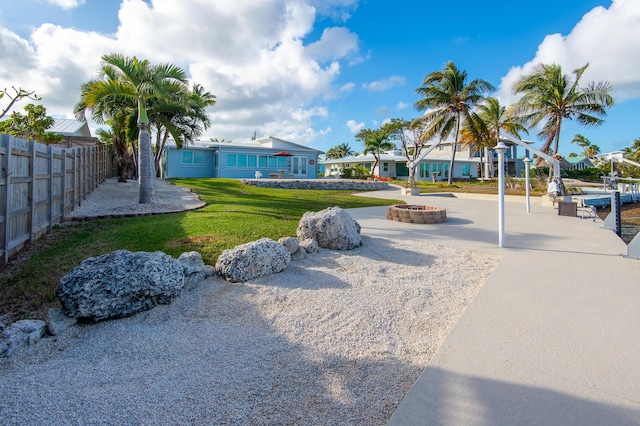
[0,135,111,264]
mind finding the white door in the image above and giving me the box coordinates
[292,156,307,176]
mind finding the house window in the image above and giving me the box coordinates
[462,163,470,176]
[226,153,236,167]
[268,156,277,168]
[182,150,204,165]
[383,162,388,172]
[259,156,268,167]
[248,155,257,168]
[237,154,247,167]
[438,146,445,151]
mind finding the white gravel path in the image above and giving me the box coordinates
[0,235,500,425]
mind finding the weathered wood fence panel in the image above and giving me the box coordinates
[0,135,111,264]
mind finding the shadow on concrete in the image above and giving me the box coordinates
[389,367,640,425]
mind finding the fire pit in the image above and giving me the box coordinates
[386,205,447,224]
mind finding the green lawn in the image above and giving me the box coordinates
[0,179,401,321]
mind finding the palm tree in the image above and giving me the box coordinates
[414,61,494,184]
[475,97,528,178]
[75,53,189,203]
[325,143,355,159]
[512,63,614,181]
[356,128,395,176]
[584,144,600,159]
[571,134,591,150]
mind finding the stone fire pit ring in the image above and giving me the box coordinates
[386,205,447,224]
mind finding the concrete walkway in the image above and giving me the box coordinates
[347,187,640,425]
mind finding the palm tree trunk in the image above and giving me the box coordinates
[448,115,460,185]
[138,123,153,203]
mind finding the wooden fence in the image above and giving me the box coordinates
[0,135,111,264]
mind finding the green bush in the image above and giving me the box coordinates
[561,167,605,181]
[341,165,371,180]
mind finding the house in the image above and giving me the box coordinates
[322,143,479,181]
[47,118,101,148]
[161,136,323,179]
[563,156,594,170]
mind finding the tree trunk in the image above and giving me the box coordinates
[448,116,460,185]
[138,123,153,203]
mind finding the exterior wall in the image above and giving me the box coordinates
[164,148,217,178]
[216,146,319,179]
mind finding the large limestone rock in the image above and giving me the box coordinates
[215,238,291,283]
[0,320,46,357]
[57,250,185,321]
[297,206,362,250]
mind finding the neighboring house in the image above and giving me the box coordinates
[563,156,594,170]
[47,118,100,148]
[161,136,323,179]
[323,144,480,181]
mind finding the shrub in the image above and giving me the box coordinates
[340,165,371,180]
[561,167,605,182]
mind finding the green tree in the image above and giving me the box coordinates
[584,144,600,159]
[356,128,395,176]
[380,118,426,187]
[75,53,190,203]
[512,63,614,180]
[325,142,355,159]
[0,103,64,144]
[414,61,494,184]
[571,134,591,149]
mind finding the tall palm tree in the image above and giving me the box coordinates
[356,128,395,176]
[584,144,600,159]
[75,53,189,203]
[414,61,494,184]
[512,63,614,180]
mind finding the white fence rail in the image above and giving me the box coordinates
[0,135,111,263]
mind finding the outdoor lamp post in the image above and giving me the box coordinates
[523,157,531,213]
[494,142,509,247]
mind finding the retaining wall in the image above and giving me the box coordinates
[241,179,389,191]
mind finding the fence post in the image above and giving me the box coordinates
[47,145,54,230]
[29,141,36,242]
[1,136,11,264]
[61,149,67,217]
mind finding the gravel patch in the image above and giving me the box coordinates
[65,177,206,219]
[0,236,500,425]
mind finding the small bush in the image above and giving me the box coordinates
[341,165,371,180]
[561,167,605,182]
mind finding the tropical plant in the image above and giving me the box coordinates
[380,118,426,187]
[414,61,494,184]
[584,144,600,159]
[512,63,614,180]
[355,128,395,176]
[75,53,191,202]
[325,143,355,159]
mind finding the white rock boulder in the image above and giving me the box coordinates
[297,206,361,250]
[215,238,291,283]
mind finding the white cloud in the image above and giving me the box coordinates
[496,0,640,105]
[362,75,405,92]
[396,101,409,110]
[346,119,364,133]
[0,0,365,145]
[46,0,86,9]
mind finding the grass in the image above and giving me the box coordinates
[393,177,549,196]
[0,179,401,323]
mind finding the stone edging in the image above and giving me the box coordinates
[241,179,389,191]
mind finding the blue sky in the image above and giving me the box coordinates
[1,0,638,157]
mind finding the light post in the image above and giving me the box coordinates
[523,157,531,213]
[494,142,509,247]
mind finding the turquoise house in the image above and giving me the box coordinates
[161,136,323,179]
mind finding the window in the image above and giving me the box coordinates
[438,146,445,151]
[462,163,470,176]
[259,156,268,167]
[268,156,277,168]
[383,162,388,172]
[237,154,247,167]
[182,150,204,165]
[226,153,236,167]
[248,155,257,168]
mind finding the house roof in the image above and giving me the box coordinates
[565,156,593,165]
[207,136,323,153]
[47,119,92,137]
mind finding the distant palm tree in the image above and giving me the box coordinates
[325,143,355,159]
[356,128,395,176]
[584,144,600,159]
[571,134,591,149]
[475,97,528,178]
[512,63,613,181]
[414,61,494,184]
